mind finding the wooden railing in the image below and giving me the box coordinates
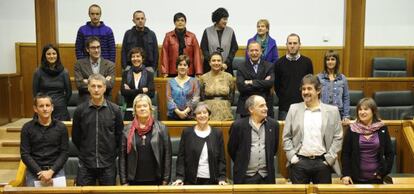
[4,184,414,194]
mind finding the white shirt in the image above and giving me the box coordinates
[195,127,211,178]
[298,106,326,157]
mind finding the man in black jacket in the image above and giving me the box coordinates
[72,74,124,186]
[236,41,274,118]
[121,10,158,72]
[228,95,279,184]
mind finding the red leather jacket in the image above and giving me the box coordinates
[160,30,202,76]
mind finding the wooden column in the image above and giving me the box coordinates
[343,0,366,77]
[34,0,58,62]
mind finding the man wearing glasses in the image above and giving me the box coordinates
[74,36,115,104]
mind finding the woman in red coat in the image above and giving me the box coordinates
[160,12,202,77]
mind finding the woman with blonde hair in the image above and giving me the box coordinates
[119,94,171,185]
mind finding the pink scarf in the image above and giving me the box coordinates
[127,116,154,153]
[350,121,384,135]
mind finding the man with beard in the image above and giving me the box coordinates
[283,74,342,184]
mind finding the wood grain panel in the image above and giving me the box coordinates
[17,44,37,117]
[8,75,24,121]
[0,75,10,125]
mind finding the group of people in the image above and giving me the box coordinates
[23,4,395,187]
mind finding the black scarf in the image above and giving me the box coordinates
[41,63,64,76]
[132,64,145,73]
[175,28,186,55]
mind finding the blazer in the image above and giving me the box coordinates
[160,30,202,76]
[282,102,343,175]
[341,125,394,181]
[228,117,279,184]
[175,126,226,184]
[119,120,172,185]
[236,60,274,117]
[74,57,115,102]
[120,69,155,108]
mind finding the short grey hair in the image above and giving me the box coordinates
[245,95,261,113]
[88,73,107,86]
[193,102,211,116]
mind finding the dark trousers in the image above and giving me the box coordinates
[243,172,268,184]
[278,110,288,121]
[76,164,117,186]
[193,177,216,185]
[289,157,332,184]
[129,180,161,185]
[354,178,383,184]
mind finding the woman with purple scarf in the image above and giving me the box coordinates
[341,97,394,184]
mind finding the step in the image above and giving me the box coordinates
[0,128,21,140]
[0,146,20,155]
[0,154,20,162]
[2,141,20,147]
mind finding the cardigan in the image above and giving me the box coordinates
[175,126,226,184]
[341,125,394,181]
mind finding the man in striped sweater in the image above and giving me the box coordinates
[75,4,116,63]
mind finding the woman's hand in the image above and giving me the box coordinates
[142,87,148,93]
[172,179,184,186]
[175,109,188,119]
[124,84,131,90]
[341,176,353,185]
[342,118,351,126]
[218,181,227,185]
[222,63,228,71]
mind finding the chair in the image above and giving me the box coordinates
[232,57,245,76]
[373,90,414,120]
[372,57,407,77]
[67,91,79,119]
[349,90,364,119]
[170,137,180,181]
[64,139,79,185]
[273,93,279,120]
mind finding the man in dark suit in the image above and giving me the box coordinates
[236,41,274,118]
[74,36,115,104]
[228,95,279,184]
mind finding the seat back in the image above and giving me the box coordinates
[232,57,245,76]
[372,57,407,77]
[170,137,181,181]
[349,90,364,119]
[64,139,79,182]
[373,90,414,120]
[67,91,79,119]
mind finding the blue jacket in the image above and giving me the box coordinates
[317,72,350,119]
[75,22,116,62]
[246,34,278,64]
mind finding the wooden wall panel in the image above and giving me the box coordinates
[17,44,37,117]
[0,75,10,125]
[8,75,24,121]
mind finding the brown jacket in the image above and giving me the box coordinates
[160,30,202,76]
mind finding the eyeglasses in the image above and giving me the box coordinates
[89,46,101,50]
